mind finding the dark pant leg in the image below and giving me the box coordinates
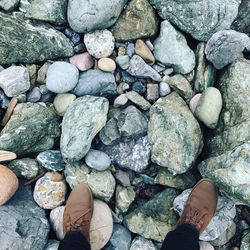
[161,224,200,250]
[58,231,91,250]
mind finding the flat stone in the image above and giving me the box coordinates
[101,136,151,173]
[8,158,39,180]
[46,62,79,94]
[53,93,76,116]
[61,96,109,162]
[84,30,115,59]
[130,236,157,250]
[127,55,162,82]
[135,39,155,65]
[148,92,203,174]
[111,0,159,41]
[126,91,151,110]
[67,0,128,33]
[85,149,111,171]
[65,163,116,202]
[174,189,236,241]
[0,185,49,250]
[33,172,67,209]
[98,58,116,72]
[124,188,179,242]
[73,69,117,97]
[69,52,94,71]
[0,103,60,155]
[149,0,241,41]
[113,94,128,108]
[0,12,73,64]
[37,150,65,171]
[154,20,196,74]
[0,66,30,97]
[205,30,250,69]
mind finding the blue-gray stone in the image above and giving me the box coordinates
[85,149,111,171]
[0,89,10,109]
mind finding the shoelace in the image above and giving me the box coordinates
[184,207,204,230]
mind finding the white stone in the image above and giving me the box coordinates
[159,82,171,97]
[50,206,65,240]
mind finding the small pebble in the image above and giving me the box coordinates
[163,68,174,75]
[64,28,81,45]
[69,52,94,71]
[115,170,131,187]
[152,64,166,73]
[159,82,171,97]
[115,55,130,70]
[27,87,41,103]
[146,40,154,51]
[74,43,87,54]
[113,94,128,108]
[0,89,10,109]
[162,75,170,83]
[85,149,111,171]
[135,39,155,65]
[40,85,49,95]
[117,82,130,94]
[98,58,116,72]
[37,62,52,84]
[127,43,135,57]
[189,93,202,113]
[53,93,77,116]
[118,47,126,56]
[132,81,146,94]
[146,83,159,102]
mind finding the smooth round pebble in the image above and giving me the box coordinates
[84,30,115,59]
[116,55,130,70]
[159,82,171,97]
[0,164,19,205]
[69,52,94,71]
[98,58,116,72]
[53,93,76,116]
[199,242,215,250]
[50,206,65,240]
[189,93,202,113]
[113,94,128,108]
[85,149,111,171]
[33,172,67,209]
[46,62,79,94]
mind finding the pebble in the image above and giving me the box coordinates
[199,242,214,250]
[50,206,65,240]
[127,43,135,57]
[130,236,157,250]
[33,172,67,209]
[118,46,126,56]
[159,82,171,97]
[146,40,154,51]
[115,170,131,187]
[0,150,16,162]
[135,39,155,65]
[113,94,128,108]
[152,64,165,73]
[126,91,151,111]
[98,58,116,72]
[85,149,111,171]
[37,62,52,84]
[74,43,87,54]
[163,68,174,75]
[189,93,202,113]
[132,81,146,94]
[37,150,65,172]
[39,85,49,95]
[26,64,38,86]
[146,83,159,102]
[127,55,162,82]
[69,52,94,71]
[53,93,76,116]
[84,29,115,59]
[27,87,41,103]
[0,89,10,109]
[46,62,79,94]
[0,164,19,205]
[0,66,30,97]
[117,82,130,94]
[64,28,81,45]
[116,55,130,70]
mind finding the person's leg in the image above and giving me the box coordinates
[58,231,91,250]
[161,224,200,250]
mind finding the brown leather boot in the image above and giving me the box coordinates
[176,178,218,234]
[63,183,93,242]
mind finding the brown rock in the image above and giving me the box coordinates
[69,52,94,71]
[135,39,155,65]
[0,151,17,162]
[146,83,159,102]
[98,58,116,72]
[0,164,19,205]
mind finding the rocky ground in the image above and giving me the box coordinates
[0,0,249,250]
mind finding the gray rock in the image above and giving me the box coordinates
[130,236,157,250]
[116,185,135,214]
[67,0,128,33]
[20,0,67,24]
[27,87,41,102]
[73,69,116,97]
[174,189,236,241]
[117,105,148,139]
[240,229,250,250]
[148,92,203,174]
[44,240,60,250]
[205,30,250,69]
[116,55,130,70]
[114,170,131,187]
[105,224,132,250]
[0,12,73,65]
[61,96,109,162]
[205,59,250,157]
[64,162,116,202]
[0,89,10,109]
[149,0,241,41]
[37,150,65,171]
[127,43,135,57]
[124,188,179,242]
[0,0,19,11]
[85,149,111,171]
[46,62,79,94]
[125,91,151,111]
[8,158,39,180]
[195,42,216,92]
[0,103,60,155]
[113,94,129,108]
[53,93,76,116]
[199,141,250,206]
[0,66,30,97]
[101,136,151,173]
[0,185,49,250]
[194,87,223,129]
[159,82,171,97]
[154,21,196,74]
[127,55,162,82]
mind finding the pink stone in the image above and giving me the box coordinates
[189,93,202,113]
[69,52,94,71]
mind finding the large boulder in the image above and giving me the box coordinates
[0,103,60,155]
[67,0,128,33]
[148,0,241,41]
[0,185,50,250]
[148,92,203,174]
[0,12,73,65]
[60,96,109,162]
